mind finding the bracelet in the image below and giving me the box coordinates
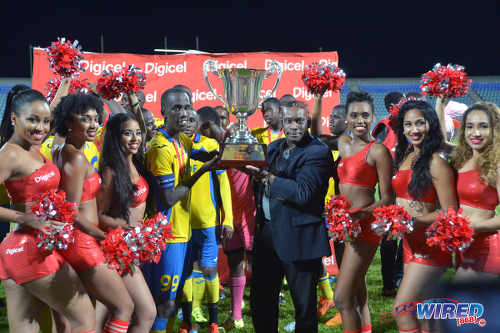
[131,102,139,107]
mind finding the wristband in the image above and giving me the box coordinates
[131,102,139,107]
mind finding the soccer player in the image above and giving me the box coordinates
[143,88,217,333]
[181,106,234,333]
[251,97,284,145]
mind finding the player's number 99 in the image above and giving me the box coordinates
[160,274,179,292]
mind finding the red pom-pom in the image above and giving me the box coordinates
[388,96,422,118]
[102,213,174,275]
[30,190,76,253]
[425,207,475,253]
[96,65,146,100]
[372,205,413,240]
[302,63,346,95]
[45,77,90,104]
[420,63,472,99]
[47,38,84,78]
[325,194,360,242]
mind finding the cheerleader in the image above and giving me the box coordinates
[0,87,95,332]
[52,93,134,333]
[391,100,458,333]
[96,112,156,332]
[333,91,394,333]
[450,102,500,280]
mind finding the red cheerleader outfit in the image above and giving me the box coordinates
[392,169,452,267]
[372,117,398,158]
[131,176,149,208]
[337,142,380,244]
[456,169,500,274]
[58,170,106,272]
[0,157,65,284]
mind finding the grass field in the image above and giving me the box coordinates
[0,250,402,332]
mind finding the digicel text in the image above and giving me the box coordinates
[265,59,338,72]
[293,87,333,101]
[80,60,130,76]
[144,61,187,77]
[213,60,247,69]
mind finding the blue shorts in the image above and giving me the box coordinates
[191,226,220,268]
[142,241,192,300]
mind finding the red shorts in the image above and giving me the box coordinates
[355,216,381,245]
[60,229,105,272]
[456,232,500,274]
[0,227,65,284]
[403,226,452,267]
[224,221,254,252]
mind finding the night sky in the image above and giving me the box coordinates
[1,1,499,79]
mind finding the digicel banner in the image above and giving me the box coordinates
[32,48,340,131]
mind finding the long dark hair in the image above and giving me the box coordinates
[394,100,443,200]
[99,113,145,222]
[1,86,46,147]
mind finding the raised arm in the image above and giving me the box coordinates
[312,94,325,136]
[50,78,72,112]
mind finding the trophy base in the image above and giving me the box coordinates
[217,143,268,168]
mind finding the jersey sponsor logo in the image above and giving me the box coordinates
[134,186,147,197]
[34,171,56,184]
[5,246,24,255]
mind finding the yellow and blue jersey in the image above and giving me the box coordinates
[325,150,340,205]
[146,128,193,243]
[190,133,233,230]
[251,126,284,145]
[40,135,100,170]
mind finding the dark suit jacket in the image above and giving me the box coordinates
[255,134,332,262]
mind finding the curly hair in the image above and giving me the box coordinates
[451,102,500,186]
[345,91,374,114]
[52,93,104,136]
[394,100,444,200]
[99,113,145,223]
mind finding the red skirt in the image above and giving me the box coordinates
[0,227,65,284]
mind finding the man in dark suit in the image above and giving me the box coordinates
[246,102,333,333]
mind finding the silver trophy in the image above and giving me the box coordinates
[203,59,282,166]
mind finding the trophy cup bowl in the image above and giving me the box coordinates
[203,59,282,167]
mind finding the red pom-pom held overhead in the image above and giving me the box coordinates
[30,190,76,253]
[96,65,146,100]
[420,63,472,99]
[425,207,474,253]
[45,77,90,104]
[302,63,346,95]
[47,37,84,78]
[325,194,361,242]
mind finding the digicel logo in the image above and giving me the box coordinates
[144,62,187,76]
[293,87,333,101]
[80,60,130,76]
[265,59,338,72]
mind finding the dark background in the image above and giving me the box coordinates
[1,1,499,78]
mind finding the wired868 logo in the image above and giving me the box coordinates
[416,299,486,327]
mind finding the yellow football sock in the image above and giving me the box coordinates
[165,316,175,333]
[318,273,334,300]
[182,276,193,303]
[206,273,220,304]
[192,270,206,309]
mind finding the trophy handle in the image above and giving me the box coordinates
[263,60,283,99]
[203,59,225,105]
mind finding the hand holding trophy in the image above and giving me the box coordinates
[203,59,282,167]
